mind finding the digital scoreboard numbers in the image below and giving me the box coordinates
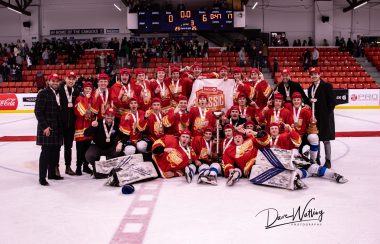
[138,9,234,32]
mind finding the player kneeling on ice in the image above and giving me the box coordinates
[222,128,270,186]
[186,126,221,185]
[249,123,348,190]
[152,130,197,178]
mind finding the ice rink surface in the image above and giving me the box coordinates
[0,109,380,244]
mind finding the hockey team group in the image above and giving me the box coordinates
[34,64,348,189]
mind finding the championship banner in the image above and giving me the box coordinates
[188,79,235,112]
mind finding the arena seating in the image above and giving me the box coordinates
[268,47,379,89]
[2,46,378,94]
[364,47,380,71]
[0,49,111,93]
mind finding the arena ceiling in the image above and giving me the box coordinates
[0,0,33,15]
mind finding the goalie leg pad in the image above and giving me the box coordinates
[249,165,306,190]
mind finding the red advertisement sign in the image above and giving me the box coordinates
[0,94,18,110]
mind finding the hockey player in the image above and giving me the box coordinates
[268,122,301,150]
[183,63,219,81]
[231,67,250,103]
[150,66,173,113]
[245,121,255,131]
[168,66,192,103]
[260,93,293,132]
[218,65,229,80]
[186,126,221,185]
[189,93,216,137]
[152,130,197,178]
[220,124,235,154]
[134,68,152,111]
[252,122,347,190]
[284,92,319,163]
[224,105,247,128]
[119,97,146,155]
[162,95,190,136]
[237,92,258,122]
[74,81,95,175]
[110,68,134,120]
[137,98,165,153]
[91,73,112,119]
[222,129,270,186]
[248,68,273,112]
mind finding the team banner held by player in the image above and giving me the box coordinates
[188,79,235,112]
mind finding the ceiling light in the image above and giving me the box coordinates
[114,3,122,11]
[252,2,258,10]
[7,7,22,14]
[353,1,368,9]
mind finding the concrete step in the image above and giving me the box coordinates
[354,56,380,83]
[362,66,378,73]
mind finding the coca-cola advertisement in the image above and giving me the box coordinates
[0,94,18,110]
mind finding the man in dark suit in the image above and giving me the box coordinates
[59,71,80,175]
[276,69,309,105]
[35,73,64,186]
[307,67,336,168]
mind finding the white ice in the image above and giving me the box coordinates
[0,109,380,244]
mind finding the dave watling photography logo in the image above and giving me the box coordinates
[256,198,325,229]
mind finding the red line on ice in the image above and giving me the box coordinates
[109,179,163,244]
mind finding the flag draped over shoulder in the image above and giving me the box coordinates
[188,79,235,112]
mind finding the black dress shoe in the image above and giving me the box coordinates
[75,167,82,176]
[65,166,76,176]
[39,179,49,186]
[83,165,93,174]
[48,175,64,180]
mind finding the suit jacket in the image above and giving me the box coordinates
[59,83,79,129]
[277,80,309,105]
[307,80,336,141]
[34,87,63,146]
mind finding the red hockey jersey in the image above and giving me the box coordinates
[222,134,270,177]
[152,135,197,178]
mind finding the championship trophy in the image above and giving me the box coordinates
[213,110,224,163]
[307,98,319,134]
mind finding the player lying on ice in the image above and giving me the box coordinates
[225,122,348,189]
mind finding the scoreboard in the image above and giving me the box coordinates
[138,9,234,32]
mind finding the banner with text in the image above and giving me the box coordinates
[339,89,380,107]
[0,93,37,112]
[188,79,235,112]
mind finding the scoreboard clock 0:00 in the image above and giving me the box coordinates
[138,9,234,32]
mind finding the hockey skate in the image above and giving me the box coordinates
[301,150,311,162]
[294,176,308,190]
[185,166,194,183]
[197,169,210,184]
[334,173,348,184]
[199,175,218,185]
[226,170,240,186]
